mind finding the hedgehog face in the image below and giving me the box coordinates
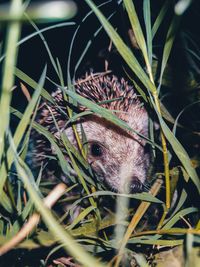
[65,109,150,193]
[33,74,150,193]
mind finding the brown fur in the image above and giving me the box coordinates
[29,73,150,193]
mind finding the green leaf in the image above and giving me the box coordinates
[10,144,105,267]
[84,0,155,95]
[158,114,200,193]
[0,0,23,161]
[152,0,171,39]
[123,0,148,64]
[65,89,160,149]
[143,0,152,64]
[0,66,46,204]
[158,15,181,90]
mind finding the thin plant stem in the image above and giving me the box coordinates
[114,179,163,267]
[0,0,23,162]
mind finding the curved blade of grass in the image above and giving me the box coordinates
[11,71,45,144]
[163,207,198,229]
[129,238,183,246]
[65,89,161,149]
[152,0,171,39]
[157,111,200,193]
[73,190,162,206]
[123,0,154,82]
[0,0,23,162]
[142,207,198,243]
[47,106,97,209]
[18,94,41,163]
[143,0,152,65]
[11,107,74,179]
[0,66,46,201]
[172,100,200,135]
[25,14,60,78]
[167,189,187,220]
[123,0,148,64]
[114,178,163,267]
[56,58,65,87]
[67,0,112,80]
[14,67,53,102]
[158,15,181,91]
[1,191,13,213]
[68,190,162,218]
[84,0,155,95]
[9,145,105,267]
[73,11,115,78]
[123,1,171,211]
[67,206,95,230]
[0,22,75,64]
[65,5,115,161]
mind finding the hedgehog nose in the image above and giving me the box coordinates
[130,177,143,193]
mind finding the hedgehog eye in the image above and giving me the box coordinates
[90,143,103,157]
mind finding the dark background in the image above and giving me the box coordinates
[0,0,200,132]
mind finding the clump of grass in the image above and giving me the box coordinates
[0,1,199,266]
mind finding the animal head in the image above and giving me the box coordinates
[33,74,150,193]
[64,74,150,193]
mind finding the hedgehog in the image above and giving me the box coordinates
[29,73,150,193]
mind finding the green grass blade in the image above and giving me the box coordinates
[67,0,112,80]
[26,15,60,78]
[123,0,148,64]
[163,207,198,229]
[158,15,181,90]
[65,89,161,149]
[10,107,74,179]
[0,0,23,161]
[84,0,155,95]
[1,191,13,213]
[67,206,95,230]
[0,22,75,64]
[14,67,53,102]
[157,111,200,193]
[152,0,171,39]
[10,144,106,267]
[0,66,46,198]
[143,0,152,65]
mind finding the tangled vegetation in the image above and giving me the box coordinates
[0,0,199,266]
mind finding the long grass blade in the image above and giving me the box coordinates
[84,0,155,95]
[158,15,181,91]
[152,0,171,39]
[9,143,106,267]
[0,66,46,200]
[143,0,152,65]
[0,0,23,161]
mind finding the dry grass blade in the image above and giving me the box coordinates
[114,179,163,267]
[0,183,67,256]
[85,0,171,212]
